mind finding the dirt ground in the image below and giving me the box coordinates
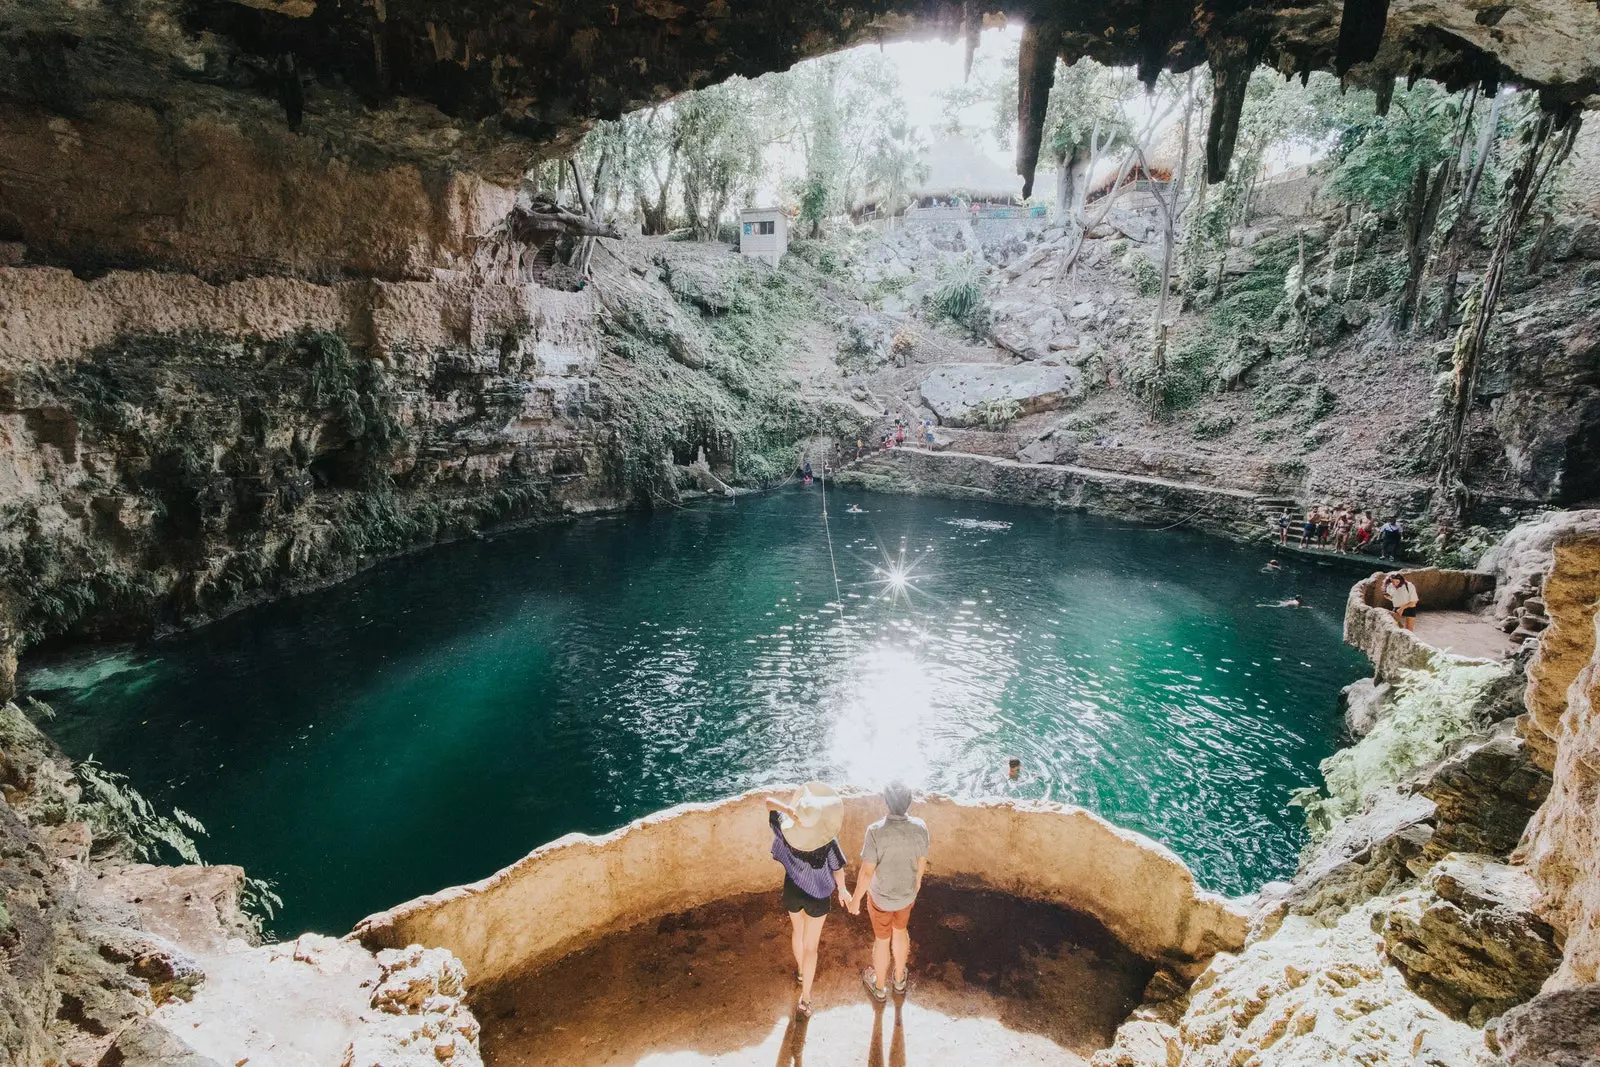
[1414,609,1518,660]
[474,884,1154,1067]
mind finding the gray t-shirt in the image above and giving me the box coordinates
[860,814,931,912]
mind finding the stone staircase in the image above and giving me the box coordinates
[1504,596,1552,647]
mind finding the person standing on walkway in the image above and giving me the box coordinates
[1383,572,1420,631]
[1379,518,1404,561]
[849,781,930,1003]
[765,783,849,1019]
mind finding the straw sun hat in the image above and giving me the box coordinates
[779,781,844,852]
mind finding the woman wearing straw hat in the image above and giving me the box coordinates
[765,782,849,1018]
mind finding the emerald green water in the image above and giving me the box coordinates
[28,490,1366,936]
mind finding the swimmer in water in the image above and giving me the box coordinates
[1007,757,1022,780]
[1262,559,1281,572]
[846,504,863,514]
[1260,595,1304,608]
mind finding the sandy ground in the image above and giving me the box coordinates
[474,885,1153,1067]
[1414,609,1518,661]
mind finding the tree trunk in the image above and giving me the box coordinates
[1395,158,1450,332]
[1437,111,1577,515]
[1155,72,1196,332]
[1054,146,1075,220]
[1435,90,1501,337]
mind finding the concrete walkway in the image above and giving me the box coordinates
[475,885,1152,1066]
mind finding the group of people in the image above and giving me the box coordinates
[1276,506,1405,561]
[765,780,929,1019]
[853,414,936,460]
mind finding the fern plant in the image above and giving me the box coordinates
[75,756,206,864]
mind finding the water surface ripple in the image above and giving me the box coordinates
[29,490,1366,934]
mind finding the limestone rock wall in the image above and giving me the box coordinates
[1520,536,1600,988]
[353,789,1250,988]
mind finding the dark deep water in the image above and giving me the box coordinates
[27,489,1367,935]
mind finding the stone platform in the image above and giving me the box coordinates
[473,885,1153,1066]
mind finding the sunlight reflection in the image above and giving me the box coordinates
[826,643,944,788]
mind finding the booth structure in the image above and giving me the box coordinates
[737,207,788,265]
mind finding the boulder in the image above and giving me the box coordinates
[1340,677,1391,737]
[1380,855,1562,1026]
[1492,983,1600,1067]
[918,363,1084,427]
[98,1019,223,1067]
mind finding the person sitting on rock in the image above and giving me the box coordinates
[1383,572,1419,631]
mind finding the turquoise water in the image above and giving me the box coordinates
[28,490,1366,935]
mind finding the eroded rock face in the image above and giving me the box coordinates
[1521,551,1600,987]
[1492,983,1600,1067]
[1173,903,1497,1067]
[354,790,1250,988]
[1379,855,1562,1026]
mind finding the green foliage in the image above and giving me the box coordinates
[1294,661,1514,838]
[304,332,404,466]
[75,755,206,865]
[1191,411,1238,440]
[597,253,850,499]
[1328,83,1461,216]
[972,397,1022,430]
[923,259,992,339]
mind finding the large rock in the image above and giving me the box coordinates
[918,363,1084,427]
[1341,677,1392,738]
[1492,983,1600,1067]
[1380,855,1562,1026]
[1283,788,1437,926]
[1410,718,1551,865]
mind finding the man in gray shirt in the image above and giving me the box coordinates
[848,780,930,1001]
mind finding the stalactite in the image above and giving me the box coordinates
[1374,74,1395,117]
[1204,40,1259,184]
[962,0,980,82]
[1015,18,1063,199]
[1335,0,1390,76]
[1136,0,1180,89]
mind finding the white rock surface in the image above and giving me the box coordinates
[918,363,1084,426]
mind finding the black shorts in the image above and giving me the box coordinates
[782,876,831,918]
[1402,607,1417,618]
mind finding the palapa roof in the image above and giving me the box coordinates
[911,134,1023,201]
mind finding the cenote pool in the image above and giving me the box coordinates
[27,489,1367,935]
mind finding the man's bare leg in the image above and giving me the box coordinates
[871,936,891,993]
[890,927,910,986]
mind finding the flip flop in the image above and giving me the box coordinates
[861,967,887,1003]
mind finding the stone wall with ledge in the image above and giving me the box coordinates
[352,789,1250,989]
[1344,567,1497,682]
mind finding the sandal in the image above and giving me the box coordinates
[861,967,888,1003]
[795,970,803,986]
[893,974,909,996]
[796,998,812,1019]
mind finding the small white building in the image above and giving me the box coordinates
[738,207,788,265]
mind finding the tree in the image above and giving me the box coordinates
[672,78,772,239]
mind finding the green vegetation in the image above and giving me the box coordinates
[923,259,993,339]
[597,252,859,499]
[1293,661,1515,838]
[972,397,1022,430]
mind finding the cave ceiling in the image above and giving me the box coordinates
[1,0,1597,189]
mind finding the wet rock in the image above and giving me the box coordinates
[918,363,1084,427]
[1491,983,1600,1067]
[1380,855,1562,1026]
[1340,677,1392,737]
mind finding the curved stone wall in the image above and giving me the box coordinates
[1343,567,1496,681]
[352,790,1249,988]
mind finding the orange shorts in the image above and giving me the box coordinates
[867,895,913,939]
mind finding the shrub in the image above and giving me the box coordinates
[923,259,992,339]
[1192,411,1238,439]
[972,397,1022,430]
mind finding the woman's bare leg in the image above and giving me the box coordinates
[788,910,805,977]
[799,913,827,1003]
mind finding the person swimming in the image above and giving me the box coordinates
[846,504,863,514]
[1260,595,1304,608]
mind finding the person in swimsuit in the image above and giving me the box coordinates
[1300,509,1318,548]
[765,783,849,1018]
[1333,509,1353,553]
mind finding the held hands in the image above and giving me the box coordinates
[847,890,862,915]
[839,887,853,910]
